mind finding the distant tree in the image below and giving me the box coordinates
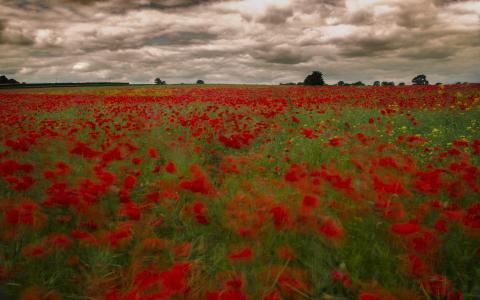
[352,81,365,86]
[381,81,395,86]
[154,78,166,85]
[303,71,325,86]
[0,75,19,84]
[412,74,429,85]
[435,82,442,85]
[373,81,380,86]
[337,81,345,86]
[398,82,405,86]
[196,80,205,84]
[297,82,303,85]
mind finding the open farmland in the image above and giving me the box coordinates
[0,85,480,299]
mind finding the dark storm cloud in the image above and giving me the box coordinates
[1,0,227,10]
[134,0,231,10]
[0,0,479,84]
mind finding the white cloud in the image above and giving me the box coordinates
[72,62,90,71]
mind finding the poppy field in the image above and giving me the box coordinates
[0,84,479,300]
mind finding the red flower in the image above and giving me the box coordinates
[148,148,158,158]
[5,175,34,191]
[284,163,303,182]
[358,292,381,300]
[433,219,448,232]
[123,175,136,189]
[4,207,20,224]
[179,177,209,194]
[70,229,93,240]
[328,137,342,146]
[228,247,253,261]
[159,262,191,293]
[190,201,209,225]
[372,175,405,194]
[165,161,176,173]
[69,141,100,158]
[101,147,123,163]
[301,127,315,138]
[106,228,131,248]
[262,291,281,300]
[119,202,141,220]
[179,164,212,194]
[390,221,419,235]
[463,202,480,230]
[318,218,344,238]
[48,233,71,248]
[153,165,161,173]
[22,244,45,258]
[413,169,443,194]
[330,270,351,287]
[131,157,141,165]
[422,274,452,297]
[402,253,427,277]
[134,270,160,290]
[173,242,191,257]
[408,230,439,253]
[270,206,289,229]
[302,195,318,208]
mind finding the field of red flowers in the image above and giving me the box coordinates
[0,84,479,300]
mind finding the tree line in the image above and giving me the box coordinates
[0,75,20,85]
[0,74,465,87]
[154,73,436,86]
[154,78,204,85]
[280,72,450,86]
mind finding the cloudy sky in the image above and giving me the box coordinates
[1,0,479,84]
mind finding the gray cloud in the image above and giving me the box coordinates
[147,31,218,46]
[0,0,479,84]
[1,0,229,11]
[395,2,438,29]
[257,6,294,25]
[347,10,375,25]
[0,19,34,46]
[251,45,311,65]
[433,0,471,5]
[334,34,405,58]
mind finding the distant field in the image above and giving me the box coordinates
[0,85,479,299]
